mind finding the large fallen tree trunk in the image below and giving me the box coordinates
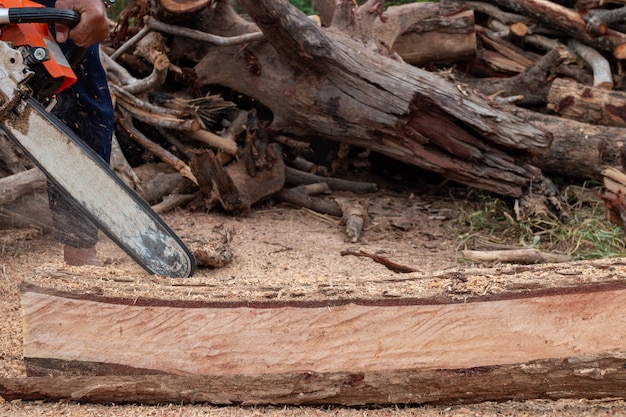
[169,0,551,198]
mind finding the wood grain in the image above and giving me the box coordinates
[22,281,626,377]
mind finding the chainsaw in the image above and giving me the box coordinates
[0,0,196,277]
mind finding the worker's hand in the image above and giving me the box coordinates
[54,0,110,47]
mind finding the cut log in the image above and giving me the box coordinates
[373,3,477,65]
[474,0,626,58]
[9,258,626,405]
[547,77,626,126]
[466,46,568,106]
[157,0,212,15]
[510,106,626,179]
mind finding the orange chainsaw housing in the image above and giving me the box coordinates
[0,0,76,94]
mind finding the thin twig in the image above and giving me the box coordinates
[146,16,265,45]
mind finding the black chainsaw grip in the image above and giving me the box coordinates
[8,8,80,26]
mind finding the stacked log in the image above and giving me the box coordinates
[5,0,626,234]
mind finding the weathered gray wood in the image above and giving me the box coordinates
[0,168,46,206]
[473,0,626,58]
[510,106,626,179]
[179,0,551,197]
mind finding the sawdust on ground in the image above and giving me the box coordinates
[3,183,626,416]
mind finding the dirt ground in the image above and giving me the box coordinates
[3,176,626,416]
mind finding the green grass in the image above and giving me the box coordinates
[452,181,626,260]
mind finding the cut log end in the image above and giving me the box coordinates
[158,0,212,14]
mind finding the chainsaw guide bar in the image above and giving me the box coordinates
[2,96,196,278]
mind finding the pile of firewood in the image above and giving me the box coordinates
[6,0,626,240]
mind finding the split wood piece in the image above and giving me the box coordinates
[567,39,613,89]
[224,142,286,212]
[466,46,568,106]
[155,93,236,128]
[285,166,378,194]
[475,0,626,58]
[188,0,550,198]
[116,100,200,132]
[462,248,574,264]
[12,278,626,405]
[185,226,234,268]
[547,77,626,126]
[476,25,537,72]
[0,168,46,206]
[189,149,243,213]
[601,166,626,227]
[477,49,528,74]
[117,113,198,185]
[190,144,285,214]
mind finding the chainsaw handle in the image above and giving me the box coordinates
[0,7,85,66]
[2,7,80,26]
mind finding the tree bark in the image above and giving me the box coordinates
[4,354,626,406]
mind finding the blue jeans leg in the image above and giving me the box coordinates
[46,42,115,248]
